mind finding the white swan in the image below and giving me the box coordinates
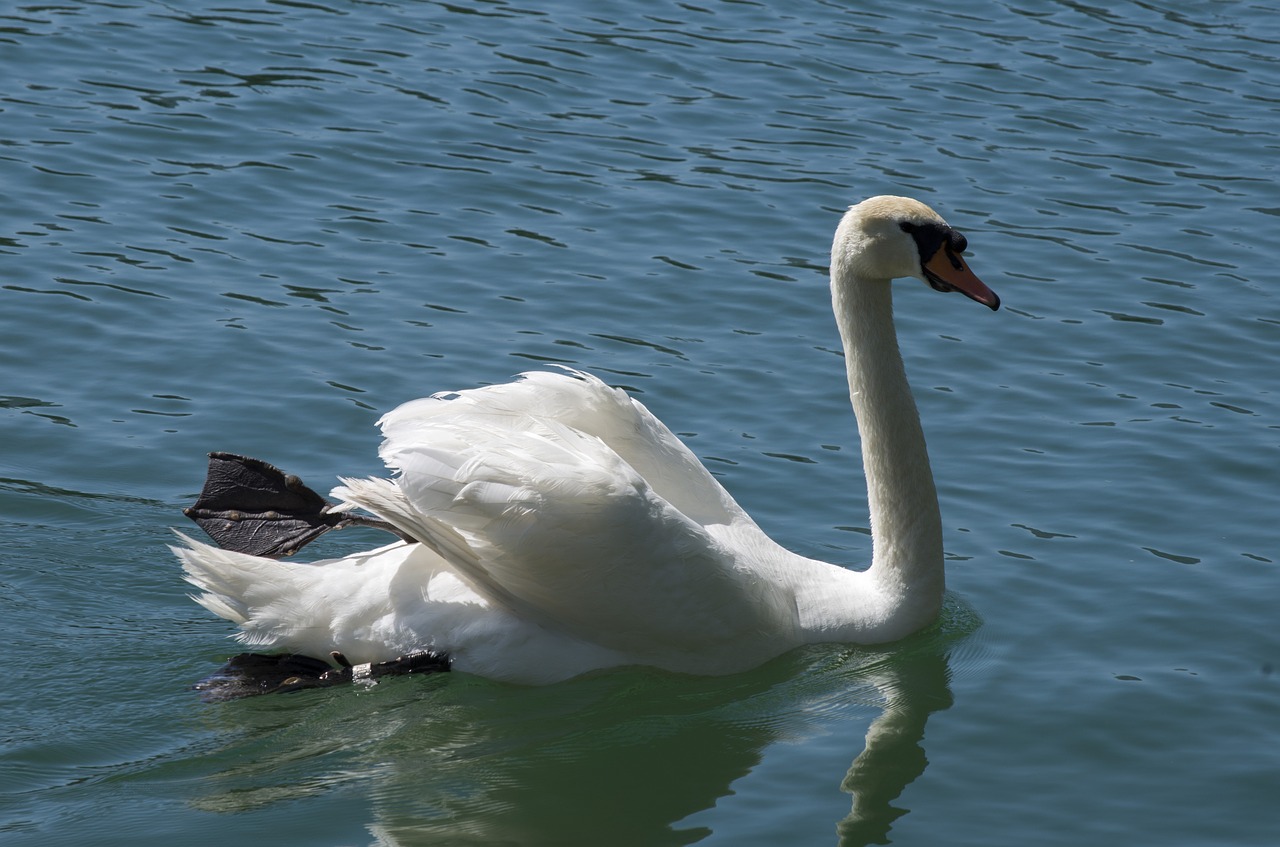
[174,195,999,686]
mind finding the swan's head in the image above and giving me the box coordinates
[833,195,1000,310]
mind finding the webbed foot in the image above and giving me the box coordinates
[192,650,451,701]
[183,452,407,557]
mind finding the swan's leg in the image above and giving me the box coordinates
[183,451,408,558]
[192,650,451,701]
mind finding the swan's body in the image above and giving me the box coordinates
[175,196,998,685]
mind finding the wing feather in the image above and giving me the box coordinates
[351,371,795,665]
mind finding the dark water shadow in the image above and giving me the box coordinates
[180,600,975,846]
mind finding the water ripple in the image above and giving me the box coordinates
[3,1,1280,845]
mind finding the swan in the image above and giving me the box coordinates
[174,195,999,688]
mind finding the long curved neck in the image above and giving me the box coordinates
[831,263,945,629]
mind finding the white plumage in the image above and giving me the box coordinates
[175,196,999,685]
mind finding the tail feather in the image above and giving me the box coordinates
[172,531,265,626]
[171,530,415,656]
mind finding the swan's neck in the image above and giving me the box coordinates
[831,266,944,632]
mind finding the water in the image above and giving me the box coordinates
[2,0,1278,843]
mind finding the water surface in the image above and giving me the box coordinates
[2,1,1278,844]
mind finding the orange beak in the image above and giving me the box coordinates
[922,246,1000,311]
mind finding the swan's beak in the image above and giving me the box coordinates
[922,247,1000,311]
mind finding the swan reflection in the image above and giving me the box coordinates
[191,610,967,846]
[838,646,953,844]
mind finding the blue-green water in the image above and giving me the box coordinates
[3,1,1278,844]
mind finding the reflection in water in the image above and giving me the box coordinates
[190,605,970,846]
[838,648,953,845]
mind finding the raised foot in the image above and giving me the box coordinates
[183,451,407,557]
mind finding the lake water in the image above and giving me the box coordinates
[2,0,1278,844]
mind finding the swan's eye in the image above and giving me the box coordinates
[902,221,948,267]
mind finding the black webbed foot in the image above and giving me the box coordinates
[183,452,408,557]
[193,650,451,701]
[192,653,343,700]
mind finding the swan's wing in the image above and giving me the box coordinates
[378,369,746,529]
[341,372,795,666]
